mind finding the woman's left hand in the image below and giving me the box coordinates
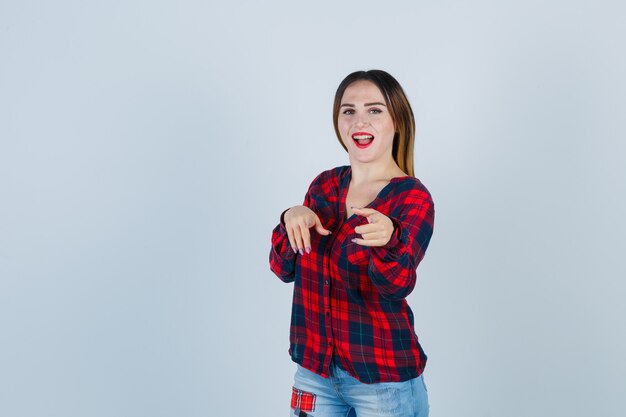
[351,207,395,247]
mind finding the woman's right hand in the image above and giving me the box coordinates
[284,205,332,255]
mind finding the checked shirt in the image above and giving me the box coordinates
[269,165,435,383]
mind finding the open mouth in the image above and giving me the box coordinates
[352,132,374,149]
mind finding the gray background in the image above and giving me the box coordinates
[1,1,625,416]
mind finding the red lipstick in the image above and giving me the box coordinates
[351,131,374,149]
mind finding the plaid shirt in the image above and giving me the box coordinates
[269,165,435,383]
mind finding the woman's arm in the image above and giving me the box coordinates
[367,189,435,300]
[268,173,321,282]
[269,209,298,282]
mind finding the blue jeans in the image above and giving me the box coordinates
[290,360,429,417]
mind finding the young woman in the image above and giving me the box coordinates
[269,70,434,417]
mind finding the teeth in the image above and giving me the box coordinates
[353,135,373,140]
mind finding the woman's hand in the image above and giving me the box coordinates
[351,207,395,247]
[284,206,332,255]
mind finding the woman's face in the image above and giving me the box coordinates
[337,80,396,164]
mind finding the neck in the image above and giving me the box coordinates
[348,157,404,185]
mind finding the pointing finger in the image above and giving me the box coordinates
[300,221,312,254]
[286,226,297,254]
[314,215,332,236]
[292,224,303,255]
[351,207,379,217]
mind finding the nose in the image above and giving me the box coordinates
[355,113,370,128]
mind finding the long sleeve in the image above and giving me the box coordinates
[269,174,320,283]
[277,166,432,383]
[269,208,298,282]
[367,189,435,300]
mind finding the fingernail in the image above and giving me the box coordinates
[293,247,298,254]
[351,238,357,243]
[299,248,304,256]
[306,247,311,254]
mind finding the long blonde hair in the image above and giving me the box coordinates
[333,70,416,177]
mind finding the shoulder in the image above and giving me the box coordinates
[387,178,435,230]
[378,176,434,231]
[321,165,350,181]
[308,165,349,188]
[393,176,434,210]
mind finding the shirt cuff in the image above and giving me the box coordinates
[275,208,296,258]
[280,208,290,231]
[387,217,403,247]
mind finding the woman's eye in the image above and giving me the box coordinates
[369,108,382,114]
[342,109,355,115]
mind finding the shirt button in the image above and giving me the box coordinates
[325,280,329,285]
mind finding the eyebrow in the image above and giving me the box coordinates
[340,102,387,107]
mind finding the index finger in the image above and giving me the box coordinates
[351,207,379,217]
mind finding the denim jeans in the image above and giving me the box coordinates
[290,360,429,417]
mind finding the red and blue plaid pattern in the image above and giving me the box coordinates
[270,165,435,383]
[291,387,316,413]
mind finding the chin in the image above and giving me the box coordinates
[349,154,377,164]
